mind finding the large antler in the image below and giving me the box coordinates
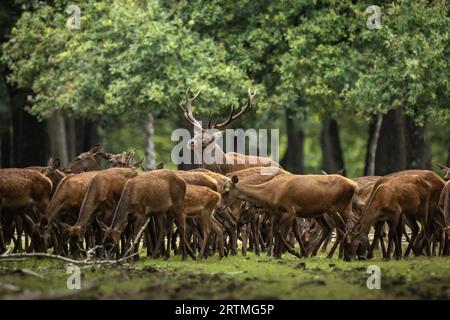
[208,88,256,130]
[180,87,203,130]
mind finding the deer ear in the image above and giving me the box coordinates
[231,175,239,184]
[336,168,345,176]
[88,145,101,155]
[52,158,61,169]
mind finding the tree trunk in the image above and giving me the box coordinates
[280,108,304,174]
[83,120,103,151]
[47,112,69,166]
[0,73,12,167]
[365,108,430,175]
[145,114,156,170]
[447,141,450,167]
[365,109,408,176]
[66,117,77,160]
[320,115,345,175]
[366,114,383,176]
[10,88,47,167]
[406,118,431,169]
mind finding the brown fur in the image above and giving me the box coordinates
[104,170,191,259]
[346,175,431,261]
[222,174,357,258]
[68,168,138,240]
[182,185,223,259]
[0,169,53,252]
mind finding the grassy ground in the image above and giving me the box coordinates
[1,249,449,299]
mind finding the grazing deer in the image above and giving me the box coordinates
[223,167,290,256]
[0,169,53,253]
[181,185,223,259]
[67,168,139,248]
[31,171,98,254]
[221,173,357,259]
[102,170,194,260]
[387,170,445,255]
[344,175,431,261]
[180,88,279,175]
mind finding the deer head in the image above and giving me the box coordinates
[41,158,64,192]
[64,146,101,173]
[180,88,256,158]
[434,163,450,181]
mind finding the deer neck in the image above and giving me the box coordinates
[201,142,228,173]
[235,182,272,207]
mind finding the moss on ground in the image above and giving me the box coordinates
[1,250,449,299]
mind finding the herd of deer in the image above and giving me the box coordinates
[0,89,449,262]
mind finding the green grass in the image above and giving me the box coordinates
[1,250,449,299]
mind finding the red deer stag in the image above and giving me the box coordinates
[181,88,279,175]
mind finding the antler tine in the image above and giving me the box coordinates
[209,87,256,130]
[180,87,203,129]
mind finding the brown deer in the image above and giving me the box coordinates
[0,169,53,253]
[435,163,450,181]
[180,88,279,175]
[221,173,357,258]
[181,185,223,259]
[344,175,431,261]
[26,158,65,196]
[175,171,219,191]
[102,170,194,260]
[387,170,445,255]
[223,167,290,256]
[67,168,139,248]
[31,171,98,254]
[63,146,103,173]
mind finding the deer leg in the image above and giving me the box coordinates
[367,222,383,259]
[292,218,308,257]
[152,215,165,258]
[252,214,260,256]
[310,216,331,257]
[276,212,299,258]
[165,215,173,259]
[198,215,211,261]
[144,227,153,257]
[175,213,196,261]
[266,216,275,256]
[211,213,224,259]
[241,223,247,256]
[404,217,419,257]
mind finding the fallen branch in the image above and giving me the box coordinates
[0,251,139,266]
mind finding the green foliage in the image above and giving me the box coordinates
[2,0,251,120]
